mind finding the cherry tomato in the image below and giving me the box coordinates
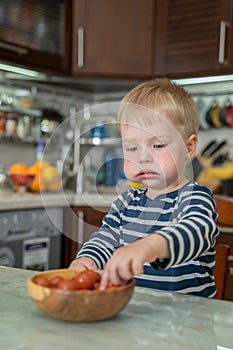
[57,278,78,291]
[75,271,95,290]
[50,275,64,287]
[94,282,100,290]
[85,270,101,283]
[34,276,52,288]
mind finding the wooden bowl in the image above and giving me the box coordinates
[27,269,135,322]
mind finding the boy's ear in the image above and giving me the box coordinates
[186,134,198,158]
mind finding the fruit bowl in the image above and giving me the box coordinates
[8,173,35,193]
[27,269,135,322]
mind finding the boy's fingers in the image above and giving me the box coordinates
[99,271,109,290]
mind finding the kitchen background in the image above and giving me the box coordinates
[1,0,233,300]
[1,76,233,195]
[0,0,232,196]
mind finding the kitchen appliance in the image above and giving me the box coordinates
[0,207,63,270]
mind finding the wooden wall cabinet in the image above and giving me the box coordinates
[71,0,156,79]
[0,0,72,74]
[62,205,109,267]
[155,0,233,79]
[72,0,233,80]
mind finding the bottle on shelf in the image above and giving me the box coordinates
[36,140,45,161]
[103,147,117,187]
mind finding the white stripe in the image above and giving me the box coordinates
[138,271,210,283]
[121,213,172,226]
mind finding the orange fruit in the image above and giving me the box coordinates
[9,163,28,174]
[33,161,50,174]
[30,174,46,193]
[27,165,40,176]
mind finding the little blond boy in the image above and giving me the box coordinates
[70,78,219,298]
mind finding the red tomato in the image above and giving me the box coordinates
[34,276,52,288]
[94,282,100,290]
[75,271,95,290]
[85,270,101,283]
[50,275,64,287]
[57,278,78,291]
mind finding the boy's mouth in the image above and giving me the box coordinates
[136,171,159,179]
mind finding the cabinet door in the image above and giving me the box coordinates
[0,0,72,74]
[62,206,109,267]
[72,0,155,78]
[155,0,233,78]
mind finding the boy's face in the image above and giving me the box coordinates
[121,118,195,198]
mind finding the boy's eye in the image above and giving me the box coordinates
[126,146,137,152]
[153,144,166,149]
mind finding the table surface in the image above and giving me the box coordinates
[0,266,233,350]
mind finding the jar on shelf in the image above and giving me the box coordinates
[16,115,32,140]
[5,112,17,137]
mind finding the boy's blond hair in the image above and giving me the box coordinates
[118,78,199,139]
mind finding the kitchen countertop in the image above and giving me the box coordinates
[0,266,233,350]
[0,189,117,211]
[0,190,232,214]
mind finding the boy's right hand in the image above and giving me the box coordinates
[69,256,98,270]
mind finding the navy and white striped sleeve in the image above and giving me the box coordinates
[154,186,219,269]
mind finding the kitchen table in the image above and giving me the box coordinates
[0,267,232,350]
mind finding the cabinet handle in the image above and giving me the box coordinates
[0,41,28,56]
[218,20,230,64]
[77,210,84,244]
[77,27,84,68]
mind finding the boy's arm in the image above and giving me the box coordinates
[69,194,125,269]
[153,191,219,269]
[69,256,98,270]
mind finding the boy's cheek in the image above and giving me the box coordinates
[124,160,136,177]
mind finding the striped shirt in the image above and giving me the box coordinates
[77,181,219,297]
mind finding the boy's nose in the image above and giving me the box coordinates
[139,147,153,163]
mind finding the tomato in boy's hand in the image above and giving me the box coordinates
[57,278,77,291]
[34,276,52,288]
[85,269,101,283]
[75,271,95,290]
[94,282,100,290]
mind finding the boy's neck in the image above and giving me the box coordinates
[145,178,189,199]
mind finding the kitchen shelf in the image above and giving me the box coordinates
[0,136,36,144]
[79,137,121,146]
[0,105,42,118]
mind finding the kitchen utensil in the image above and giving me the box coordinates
[212,152,229,166]
[200,140,217,157]
[192,140,228,179]
[196,98,209,130]
[27,268,135,322]
[205,140,227,158]
[225,104,233,127]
